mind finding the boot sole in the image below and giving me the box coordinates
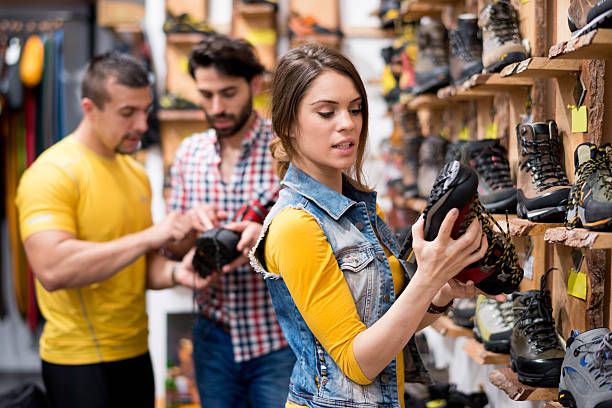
[423,161,478,241]
[517,201,568,222]
[570,9,612,39]
[510,350,562,388]
[484,52,527,74]
[482,193,517,213]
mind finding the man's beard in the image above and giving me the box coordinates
[115,132,142,155]
[205,97,253,139]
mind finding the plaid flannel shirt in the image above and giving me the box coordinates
[168,114,287,362]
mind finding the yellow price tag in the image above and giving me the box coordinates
[486,122,498,139]
[571,105,588,133]
[246,29,277,46]
[179,56,189,74]
[567,269,587,300]
[459,126,470,141]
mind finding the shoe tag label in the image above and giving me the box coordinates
[568,269,587,300]
[571,105,588,133]
[485,122,498,139]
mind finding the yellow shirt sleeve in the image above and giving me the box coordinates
[265,207,372,385]
[16,162,78,240]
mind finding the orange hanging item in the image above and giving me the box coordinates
[20,35,44,88]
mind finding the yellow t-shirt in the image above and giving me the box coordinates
[15,135,153,365]
[264,207,406,408]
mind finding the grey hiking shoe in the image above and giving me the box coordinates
[516,120,572,222]
[413,17,450,95]
[450,296,477,329]
[559,328,612,408]
[449,14,483,85]
[473,294,515,354]
[511,269,565,387]
[479,0,528,73]
[567,142,612,231]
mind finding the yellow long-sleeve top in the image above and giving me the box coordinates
[264,207,406,408]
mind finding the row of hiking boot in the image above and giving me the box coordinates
[414,1,528,95]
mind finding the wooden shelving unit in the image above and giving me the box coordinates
[492,217,564,237]
[500,57,582,78]
[545,227,612,249]
[489,368,559,401]
[403,197,428,213]
[407,94,450,110]
[462,338,510,365]
[544,402,563,408]
[234,2,276,15]
[549,28,612,60]
[430,316,474,338]
[166,32,210,44]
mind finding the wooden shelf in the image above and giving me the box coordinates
[458,73,533,94]
[549,28,612,60]
[492,216,564,237]
[342,26,395,38]
[489,368,559,401]
[407,94,449,110]
[166,32,210,44]
[235,2,276,15]
[462,338,510,365]
[401,2,444,20]
[544,402,563,408]
[290,32,341,46]
[430,316,474,338]
[158,109,206,122]
[500,57,583,78]
[544,227,612,249]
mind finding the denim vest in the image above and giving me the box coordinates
[250,164,431,408]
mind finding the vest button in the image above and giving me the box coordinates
[355,222,364,231]
[384,293,390,302]
[380,374,389,383]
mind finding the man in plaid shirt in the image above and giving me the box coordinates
[167,34,294,407]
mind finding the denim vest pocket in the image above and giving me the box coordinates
[337,245,375,324]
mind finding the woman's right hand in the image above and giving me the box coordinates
[411,208,488,289]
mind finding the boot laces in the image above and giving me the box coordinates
[470,144,514,190]
[484,2,521,45]
[567,147,612,228]
[577,332,612,388]
[518,268,562,352]
[456,196,521,285]
[519,134,569,191]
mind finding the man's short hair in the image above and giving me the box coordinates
[82,51,150,109]
[188,33,265,82]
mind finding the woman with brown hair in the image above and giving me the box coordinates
[250,44,501,408]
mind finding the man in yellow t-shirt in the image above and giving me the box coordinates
[15,52,208,408]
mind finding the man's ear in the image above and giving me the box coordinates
[81,97,97,116]
[250,74,262,96]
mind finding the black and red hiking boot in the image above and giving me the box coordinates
[402,161,523,295]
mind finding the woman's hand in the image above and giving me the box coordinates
[411,208,488,290]
[432,279,506,307]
